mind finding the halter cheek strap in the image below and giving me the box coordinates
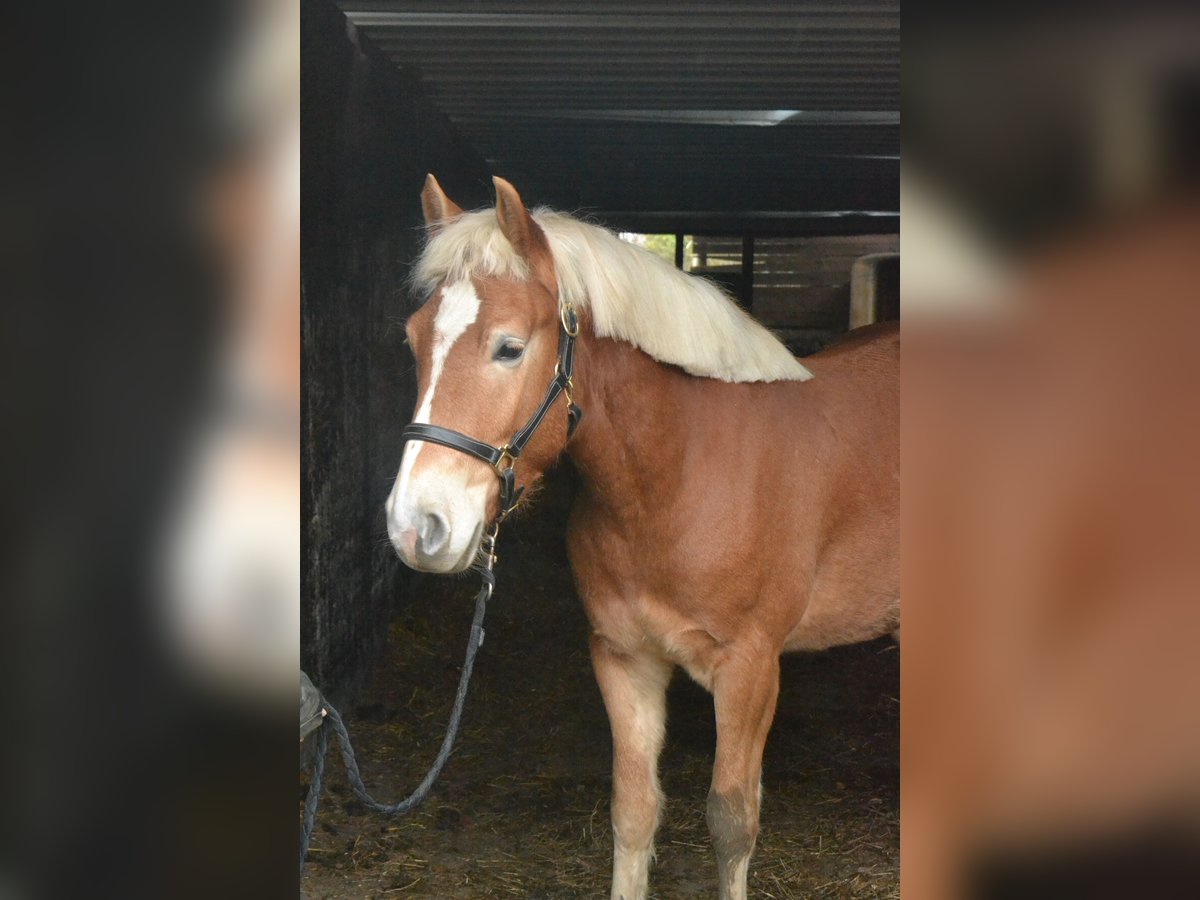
[399,303,583,523]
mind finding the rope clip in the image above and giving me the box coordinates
[479,523,501,574]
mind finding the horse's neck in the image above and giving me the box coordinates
[565,332,693,516]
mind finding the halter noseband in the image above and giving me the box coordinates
[399,302,583,527]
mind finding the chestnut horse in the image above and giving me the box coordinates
[387,175,899,900]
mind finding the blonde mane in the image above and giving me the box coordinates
[412,208,812,383]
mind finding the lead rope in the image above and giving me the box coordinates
[299,530,499,875]
[303,304,581,875]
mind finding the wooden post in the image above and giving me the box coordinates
[741,232,755,312]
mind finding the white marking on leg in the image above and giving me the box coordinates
[612,846,652,900]
[723,855,750,900]
[606,653,670,900]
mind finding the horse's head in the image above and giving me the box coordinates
[386,175,572,573]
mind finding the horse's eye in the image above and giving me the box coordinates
[494,340,525,363]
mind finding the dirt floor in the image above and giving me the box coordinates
[301,467,899,899]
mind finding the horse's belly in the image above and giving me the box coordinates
[782,551,900,651]
[783,590,899,651]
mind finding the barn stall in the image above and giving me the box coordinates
[301,1,899,896]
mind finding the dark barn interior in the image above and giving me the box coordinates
[301,1,899,896]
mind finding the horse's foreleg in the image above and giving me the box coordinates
[590,635,673,900]
[708,650,780,900]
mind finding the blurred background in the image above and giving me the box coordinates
[1,0,297,896]
[903,8,1200,899]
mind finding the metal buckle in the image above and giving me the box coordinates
[479,522,500,572]
[493,446,516,475]
[560,303,580,338]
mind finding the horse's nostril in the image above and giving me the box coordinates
[417,511,449,557]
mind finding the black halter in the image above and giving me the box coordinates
[399,302,583,525]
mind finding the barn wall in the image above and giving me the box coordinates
[687,232,900,354]
[301,0,491,699]
[752,235,901,331]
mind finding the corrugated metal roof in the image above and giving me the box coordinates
[337,1,899,232]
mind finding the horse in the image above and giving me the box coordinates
[386,174,899,900]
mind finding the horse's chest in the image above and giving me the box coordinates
[572,552,729,687]
[586,589,725,686]
[568,505,746,682]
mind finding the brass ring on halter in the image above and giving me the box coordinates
[494,446,516,475]
[560,303,580,338]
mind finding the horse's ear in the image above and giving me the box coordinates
[493,176,547,259]
[421,173,464,235]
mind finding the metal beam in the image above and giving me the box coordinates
[592,211,898,238]
[345,12,899,31]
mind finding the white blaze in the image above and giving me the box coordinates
[394,279,480,501]
[387,281,484,566]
